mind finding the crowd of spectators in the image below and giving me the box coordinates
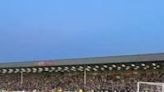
[0,68,163,92]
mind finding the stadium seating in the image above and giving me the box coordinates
[0,68,163,92]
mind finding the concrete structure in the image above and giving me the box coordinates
[0,53,163,73]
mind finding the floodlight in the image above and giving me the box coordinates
[21,68,26,72]
[93,68,97,71]
[141,63,145,66]
[121,64,126,67]
[157,65,160,68]
[15,68,20,73]
[112,64,116,68]
[44,67,49,71]
[101,67,105,71]
[152,63,156,66]
[95,65,99,68]
[126,66,130,70]
[38,68,43,72]
[117,67,121,70]
[27,68,31,73]
[8,69,14,73]
[64,67,69,70]
[103,65,108,68]
[131,64,135,67]
[108,67,113,70]
[2,69,7,73]
[32,68,37,73]
[87,66,91,69]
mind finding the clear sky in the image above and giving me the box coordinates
[0,0,164,62]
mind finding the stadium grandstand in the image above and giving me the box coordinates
[0,53,163,92]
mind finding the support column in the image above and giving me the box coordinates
[84,66,86,85]
[162,84,164,92]
[137,82,140,92]
[20,72,23,87]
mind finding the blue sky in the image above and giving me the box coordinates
[0,0,164,62]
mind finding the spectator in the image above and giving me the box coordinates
[0,68,163,92]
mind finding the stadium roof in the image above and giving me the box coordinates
[0,53,164,68]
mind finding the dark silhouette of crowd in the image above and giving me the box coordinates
[0,68,163,92]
